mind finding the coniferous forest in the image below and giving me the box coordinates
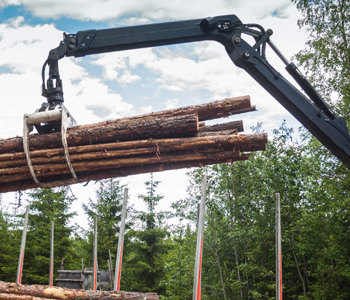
[0,1,349,299]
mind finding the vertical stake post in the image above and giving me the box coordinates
[276,193,282,300]
[193,174,207,300]
[93,215,98,291]
[108,249,114,289]
[17,205,30,284]
[114,188,128,291]
[49,221,54,286]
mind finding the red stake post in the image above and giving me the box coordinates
[114,188,128,291]
[16,205,30,284]
[49,221,54,286]
[93,215,98,290]
[192,174,207,300]
[276,193,282,299]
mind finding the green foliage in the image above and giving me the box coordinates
[292,0,350,121]
[169,120,350,299]
[23,188,76,284]
[0,209,20,282]
[123,174,170,295]
[161,224,196,300]
[82,178,127,270]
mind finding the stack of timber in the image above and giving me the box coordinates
[0,95,267,193]
[0,281,159,299]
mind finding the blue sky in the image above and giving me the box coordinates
[0,0,307,224]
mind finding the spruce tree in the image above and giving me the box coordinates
[82,178,127,271]
[21,188,76,284]
[0,205,19,282]
[125,174,170,294]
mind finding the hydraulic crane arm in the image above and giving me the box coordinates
[41,14,350,168]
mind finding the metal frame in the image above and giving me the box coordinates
[40,14,350,167]
[23,106,78,185]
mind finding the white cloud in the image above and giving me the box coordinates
[118,70,141,84]
[0,18,62,73]
[0,0,19,7]
[0,18,137,139]
[2,0,293,22]
[164,98,179,110]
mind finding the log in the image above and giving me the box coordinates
[0,133,262,168]
[0,148,241,181]
[0,95,263,193]
[0,293,50,299]
[198,120,243,133]
[0,133,267,192]
[0,153,250,193]
[0,123,243,162]
[0,134,266,177]
[0,96,254,154]
[79,95,253,129]
[0,281,159,299]
[197,129,237,137]
[0,114,199,153]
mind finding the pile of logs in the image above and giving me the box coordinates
[0,281,159,299]
[0,95,267,193]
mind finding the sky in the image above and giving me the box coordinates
[0,0,308,228]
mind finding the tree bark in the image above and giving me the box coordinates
[0,281,159,299]
[0,95,254,154]
[0,114,199,153]
[292,250,307,297]
[0,148,242,181]
[0,154,250,193]
[0,95,263,193]
[197,129,238,137]
[198,120,243,133]
[79,95,253,128]
[0,133,267,190]
[0,293,51,299]
[0,133,267,168]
